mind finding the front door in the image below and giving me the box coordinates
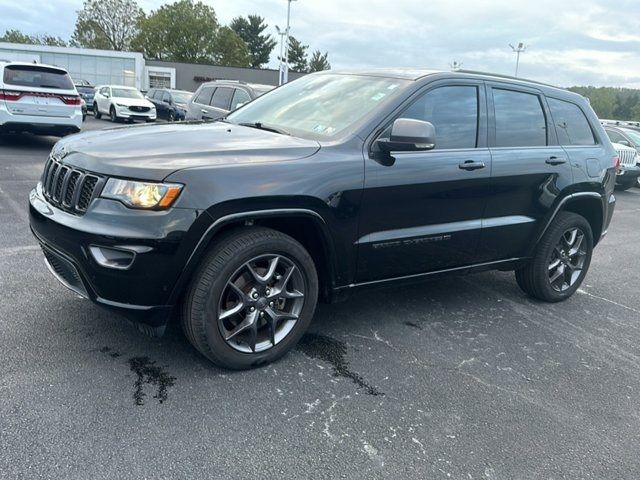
[357,81,492,283]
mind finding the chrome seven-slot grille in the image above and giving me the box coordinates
[617,147,638,167]
[41,156,101,214]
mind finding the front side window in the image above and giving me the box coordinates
[548,98,595,146]
[162,92,171,103]
[493,89,547,147]
[398,85,478,149]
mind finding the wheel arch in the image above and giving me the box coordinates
[168,208,338,306]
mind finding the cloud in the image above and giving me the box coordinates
[0,0,639,87]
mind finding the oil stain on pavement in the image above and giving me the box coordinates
[297,333,383,396]
[128,356,176,406]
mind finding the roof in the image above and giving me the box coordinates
[0,60,68,72]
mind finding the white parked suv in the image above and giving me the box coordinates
[0,61,82,136]
[93,85,156,123]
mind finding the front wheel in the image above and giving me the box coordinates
[181,227,319,369]
[515,212,593,302]
[93,103,101,119]
[109,106,118,123]
[168,111,175,122]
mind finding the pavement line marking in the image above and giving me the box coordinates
[0,245,40,257]
[577,289,640,315]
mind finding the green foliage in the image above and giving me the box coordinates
[133,0,250,67]
[286,36,308,73]
[71,0,143,50]
[308,50,330,72]
[230,14,276,68]
[568,86,640,121]
[1,29,67,47]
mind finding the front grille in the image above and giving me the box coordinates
[128,106,150,113]
[41,156,101,214]
[617,147,638,167]
[42,246,88,298]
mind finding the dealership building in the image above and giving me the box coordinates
[0,42,303,91]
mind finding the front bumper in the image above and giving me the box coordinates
[116,106,156,120]
[29,182,209,333]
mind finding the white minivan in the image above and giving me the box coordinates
[0,61,83,136]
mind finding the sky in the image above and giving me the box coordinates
[1,0,640,88]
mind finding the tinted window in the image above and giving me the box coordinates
[3,65,74,90]
[401,85,478,149]
[162,92,171,103]
[210,87,234,109]
[493,89,547,147]
[194,86,214,105]
[605,130,623,144]
[147,89,156,99]
[230,89,251,110]
[548,98,595,145]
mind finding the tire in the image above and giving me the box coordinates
[636,176,640,189]
[168,111,175,122]
[615,177,637,191]
[110,106,118,123]
[515,211,593,302]
[93,103,101,119]
[181,227,319,369]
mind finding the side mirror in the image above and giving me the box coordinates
[377,118,436,152]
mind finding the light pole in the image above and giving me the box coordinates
[509,42,527,77]
[277,0,296,85]
[450,60,463,71]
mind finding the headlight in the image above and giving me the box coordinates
[101,178,183,209]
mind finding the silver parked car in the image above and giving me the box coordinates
[185,80,273,121]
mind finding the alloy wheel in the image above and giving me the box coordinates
[217,254,305,353]
[547,227,587,292]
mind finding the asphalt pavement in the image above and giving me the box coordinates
[1,116,640,479]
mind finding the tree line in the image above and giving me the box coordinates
[0,0,331,73]
[568,86,640,121]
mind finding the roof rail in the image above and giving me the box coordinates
[455,69,561,89]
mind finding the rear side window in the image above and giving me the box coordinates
[3,65,74,90]
[493,89,547,147]
[210,87,234,110]
[548,98,595,146]
[230,89,252,110]
[400,85,478,149]
[194,86,214,105]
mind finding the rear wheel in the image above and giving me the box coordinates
[93,103,101,119]
[109,106,118,123]
[181,227,318,369]
[516,212,593,302]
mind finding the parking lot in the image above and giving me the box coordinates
[2,116,640,479]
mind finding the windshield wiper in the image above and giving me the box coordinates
[238,122,290,136]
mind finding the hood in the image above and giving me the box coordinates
[113,97,154,108]
[55,121,321,181]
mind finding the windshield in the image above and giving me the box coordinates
[227,74,409,139]
[76,86,94,95]
[112,88,143,99]
[172,91,192,104]
[621,128,640,146]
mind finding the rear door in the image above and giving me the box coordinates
[357,80,492,282]
[2,64,79,118]
[207,87,234,119]
[476,84,573,262]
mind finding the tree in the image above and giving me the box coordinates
[211,27,251,67]
[133,0,219,63]
[286,36,308,73]
[0,29,67,47]
[230,14,276,68]
[308,50,330,72]
[71,0,143,50]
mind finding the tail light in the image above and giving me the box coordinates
[613,155,621,173]
[0,89,80,105]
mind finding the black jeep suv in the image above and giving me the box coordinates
[29,70,617,369]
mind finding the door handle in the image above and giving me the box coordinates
[458,160,486,171]
[545,156,567,165]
